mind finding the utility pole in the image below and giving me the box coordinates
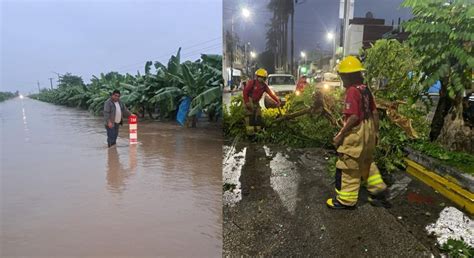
[245,42,251,76]
[49,78,54,89]
[37,81,41,93]
[52,71,61,84]
[292,0,306,76]
[291,1,294,76]
[230,16,234,90]
[342,0,355,57]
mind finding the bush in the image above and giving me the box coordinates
[0,92,16,102]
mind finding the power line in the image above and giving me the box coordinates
[181,43,222,57]
[180,46,222,61]
[112,37,222,72]
[118,43,222,73]
[113,39,221,72]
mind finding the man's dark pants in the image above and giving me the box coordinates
[106,123,120,147]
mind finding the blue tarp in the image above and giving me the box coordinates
[176,97,191,126]
[428,80,441,94]
[408,72,441,94]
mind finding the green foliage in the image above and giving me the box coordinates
[31,50,223,123]
[224,86,339,148]
[410,140,474,175]
[440,238,473,258]
[401,0,473,100]
[260,115,337,148]
[57,73,85,88]
[0,92,16,102]
[190,86,222,116]
[223,95,247,138]
[375,103,431,173]
[362,39,422,104]
[224,86,434,175]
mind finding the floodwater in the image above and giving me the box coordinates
[1,97,222,257]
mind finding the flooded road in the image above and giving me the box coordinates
[1,98,222,257]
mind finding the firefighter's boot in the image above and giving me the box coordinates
[326,197,356,210]
[368,190,392,208]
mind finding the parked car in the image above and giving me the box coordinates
[261,74,296,109]
[314,73,323,83]
[323,72,340,82]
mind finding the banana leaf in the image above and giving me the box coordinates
[167,48,182,76]
[188,86,221,116]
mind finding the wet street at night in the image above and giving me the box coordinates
[223,142,471,257]
[1,97,222,257]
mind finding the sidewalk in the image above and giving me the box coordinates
[223,143,463,256]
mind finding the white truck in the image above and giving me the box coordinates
[260,74,296,109]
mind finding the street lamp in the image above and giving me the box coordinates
[241,7,251,19]
[250,51,256,59]
[228,7,252,90]
[327,32,334,40]
[301,51,307,65]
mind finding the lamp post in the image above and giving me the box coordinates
[327,32,336,70]
[250,51,257,76]
[241,7,251,19]
[245,42,251,76]
[229,7,251,90]
[250,51,257,59]
[300,51,307,65]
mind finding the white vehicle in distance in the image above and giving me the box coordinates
[319,72,342,90]
[261,74,296,109]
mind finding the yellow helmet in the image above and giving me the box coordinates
[338,56,365,73]
[255,68,268,78]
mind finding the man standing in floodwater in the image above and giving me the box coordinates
[103,90,132,147]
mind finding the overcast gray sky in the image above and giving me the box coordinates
[1,0,222,93]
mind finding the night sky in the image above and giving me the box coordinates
[224,0,412,58]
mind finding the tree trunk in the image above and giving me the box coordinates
[147,108,154,119]
[140,105,146,118]
[191,115,197,128]
[429,78,451,141]
[436,94,472,153]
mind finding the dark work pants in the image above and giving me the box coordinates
[106,123,120,147]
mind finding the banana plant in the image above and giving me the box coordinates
[32,49,223,125]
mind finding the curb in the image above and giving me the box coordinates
[405,147,474,192]
[404,158,474,215]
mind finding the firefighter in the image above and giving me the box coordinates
[242,68,280,134]
[295,75,308,95]
[327,56,391,209]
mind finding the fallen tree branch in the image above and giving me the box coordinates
[268,90,418,139]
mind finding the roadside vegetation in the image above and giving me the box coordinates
[30,49,223,127]
[0,92,17,102]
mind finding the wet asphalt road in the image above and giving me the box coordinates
[223,143,459,257]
